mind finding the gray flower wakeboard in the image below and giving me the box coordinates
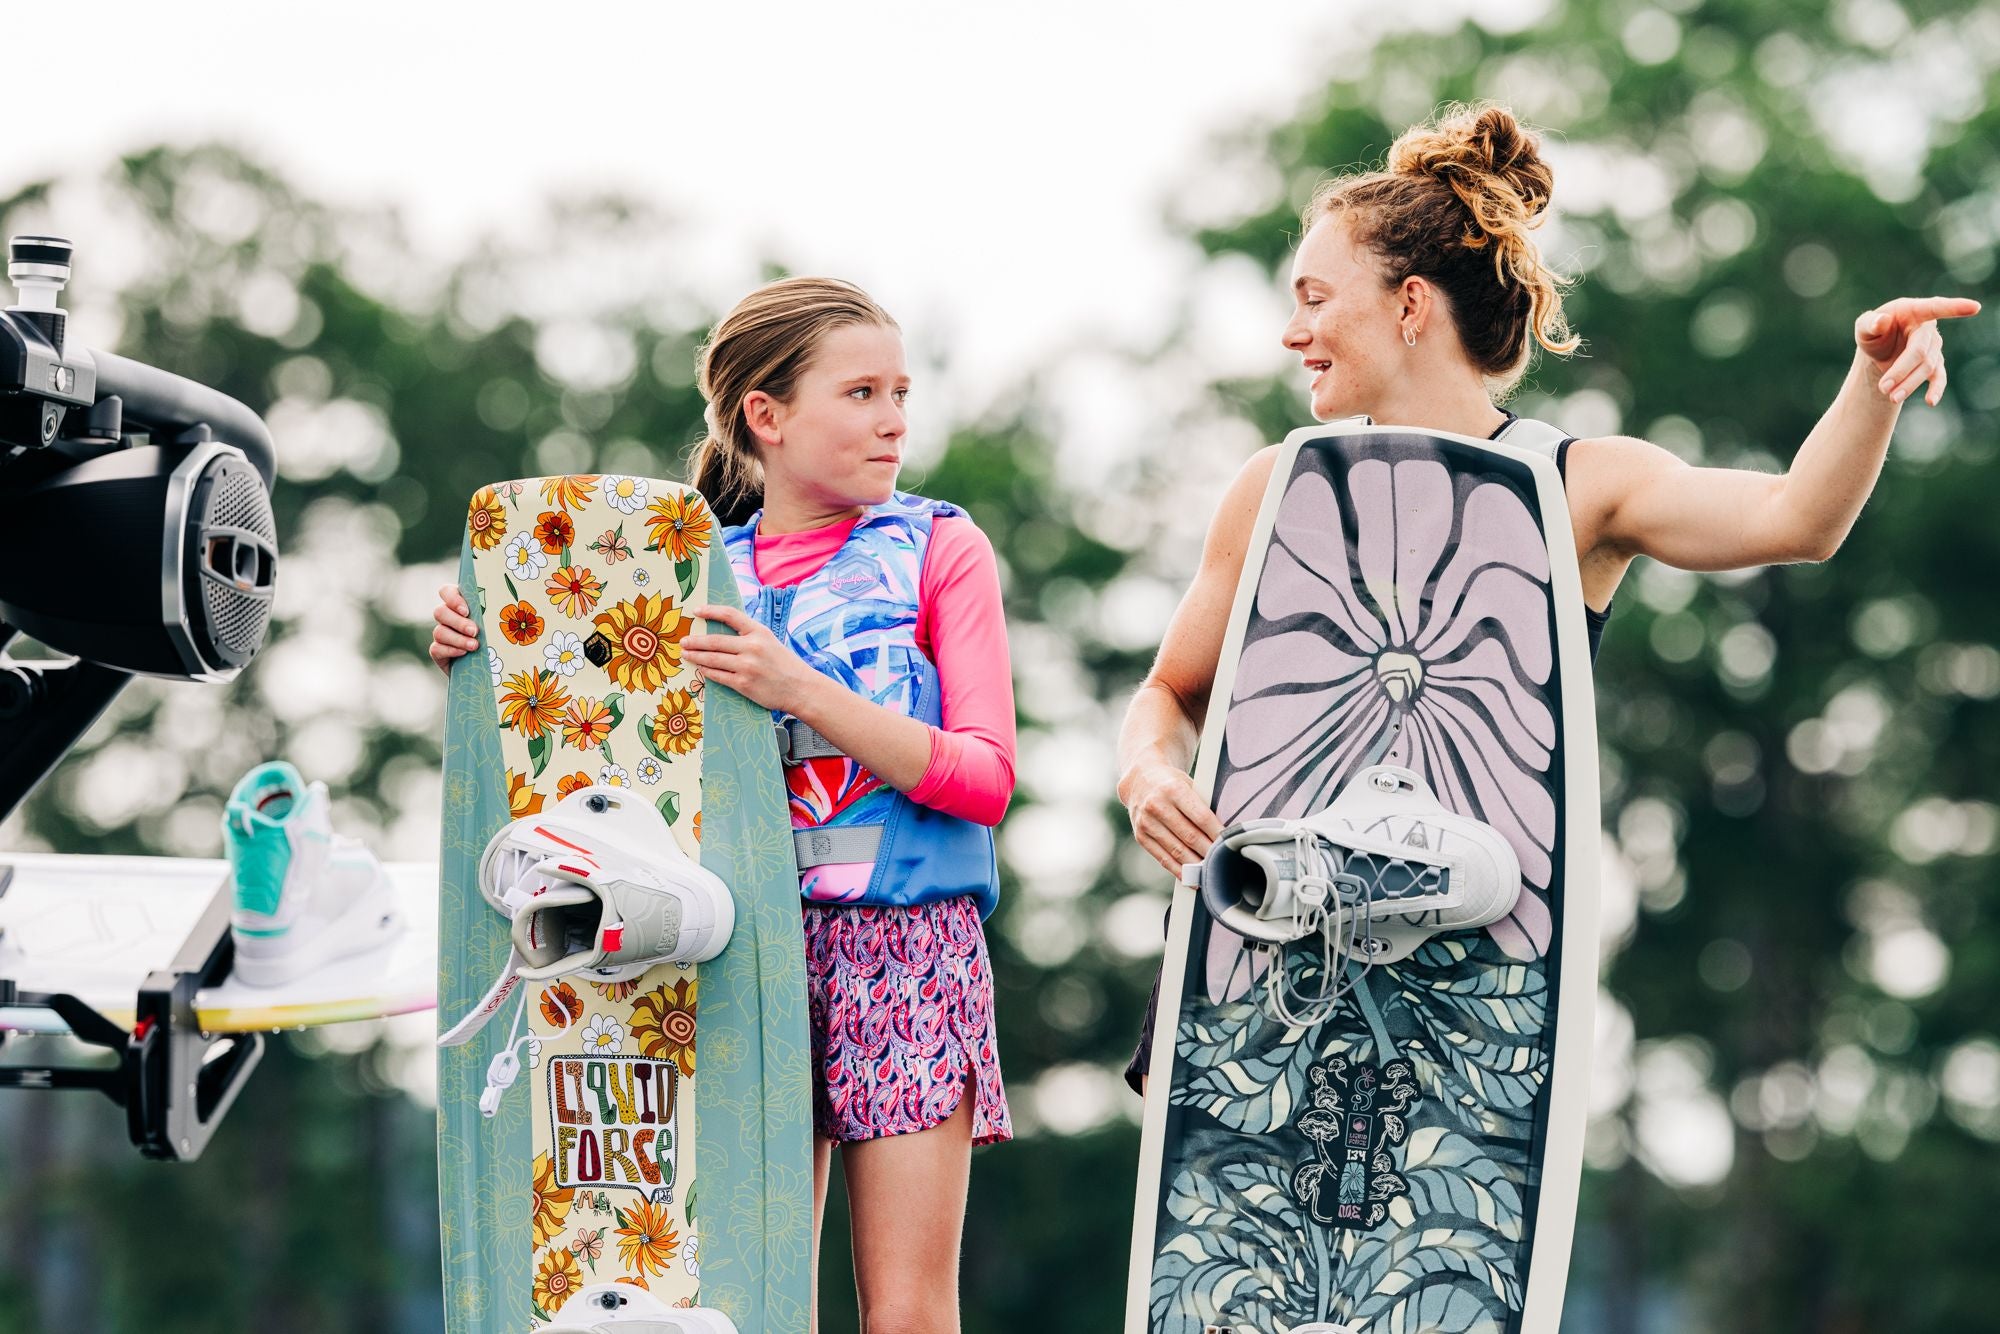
[438,474,811,1333]
[1125,420,1601,1334]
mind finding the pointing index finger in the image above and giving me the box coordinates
[1889,295,1982,324]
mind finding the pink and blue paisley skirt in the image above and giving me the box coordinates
[802,894,1013,1147]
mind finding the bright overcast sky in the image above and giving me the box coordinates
[28,2,1537,400]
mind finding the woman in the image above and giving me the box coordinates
[1116,102,1978,1092]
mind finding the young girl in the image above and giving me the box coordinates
[432,277,1015,1332]
[1116,102,1979,1092]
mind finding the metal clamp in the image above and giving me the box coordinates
[0,869,263,1162]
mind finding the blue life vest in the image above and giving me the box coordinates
[723,492,1001,917]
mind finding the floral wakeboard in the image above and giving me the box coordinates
[1126,424,1601,1334]
[439,475,810,1334]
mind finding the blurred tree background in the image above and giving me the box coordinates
[2,1,1997,1332]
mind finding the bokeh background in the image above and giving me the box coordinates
[2,1,1997,1331]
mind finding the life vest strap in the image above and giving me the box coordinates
[793,825,884,869]
[774,718,845,764]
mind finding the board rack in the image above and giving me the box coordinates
[0,863,263,1161]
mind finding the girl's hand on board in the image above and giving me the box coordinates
[429,584,480,675]
[683,604,820,715]
[1855,295,1981,407]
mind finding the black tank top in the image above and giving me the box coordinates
[1556,440,1612,662]
[1487,413,1613,662]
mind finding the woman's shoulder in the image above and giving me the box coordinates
[1185,446,1286,566]
[1221,445,1284,511]
[1231,444,1285,509]
[1561,433,1690,492]
[1556,433,1691,558]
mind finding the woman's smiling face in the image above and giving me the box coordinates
[1281,217,1407,422]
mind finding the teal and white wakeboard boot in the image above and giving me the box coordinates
[222,760,400,988]
[535,1282,737,1333]
[1188,764,1523,1025]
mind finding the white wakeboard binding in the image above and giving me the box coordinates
[438,785,736,1112]
[1186,764,1521,1024]
[534,1282,738,1333]
[476,784,734,984]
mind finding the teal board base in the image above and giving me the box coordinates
[437,539,811,1334]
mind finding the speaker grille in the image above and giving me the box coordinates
[192,455,278,666]
[207,463,278,545]
[204,569,268,656]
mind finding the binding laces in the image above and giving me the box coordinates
[476,982,578,1118]
[438,846,587,1115]
[1258,828,1380,1029]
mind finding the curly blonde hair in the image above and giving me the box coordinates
[1305,102,1580,392]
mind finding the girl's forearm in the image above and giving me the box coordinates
[786,670,936,793]
[909,728,1015,826]
[1775,351,1902,559]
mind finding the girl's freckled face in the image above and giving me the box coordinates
[772,322,910,509]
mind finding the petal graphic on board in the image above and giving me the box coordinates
[1348,457,1455,647]
[1259,470,1384,653]
[1415,482,1552,661]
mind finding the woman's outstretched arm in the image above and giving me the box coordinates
[1575,295,1981,573]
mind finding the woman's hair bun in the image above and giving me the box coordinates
[1387,102,1553,227]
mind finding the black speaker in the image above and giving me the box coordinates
[0,439,276,679]
[0,233,282,821]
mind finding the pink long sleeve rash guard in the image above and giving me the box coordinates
[746,513,1017,827]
